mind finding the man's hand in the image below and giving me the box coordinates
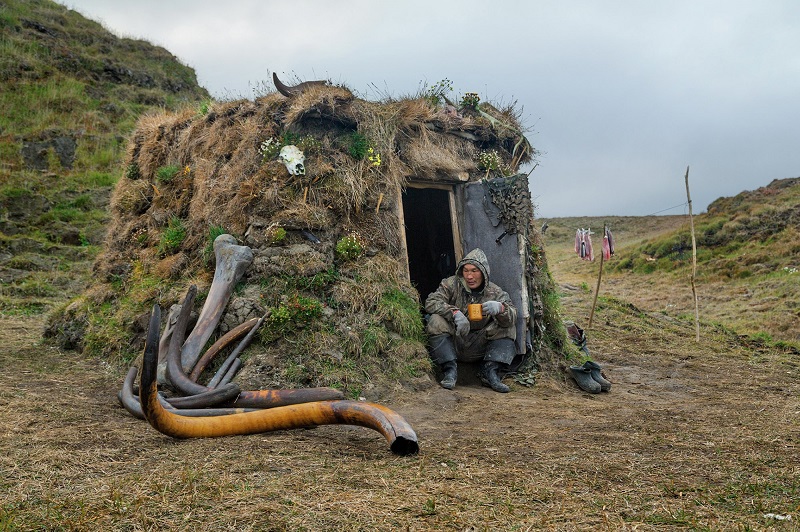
[453,310,470,336]
[481,301,504,316]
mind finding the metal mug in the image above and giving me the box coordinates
[467,303,483,321]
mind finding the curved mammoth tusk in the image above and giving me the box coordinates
[272,72,328,97]
[157,303,183,384]
[118,366,145,419]
[218,358,242,387]
[164,383,241,409]
[167,286,345,407]
[143,304,419,455]
[188,317,259,382]
[207,314,265,388]
[118,366,257,419]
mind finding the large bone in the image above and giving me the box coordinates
[180,234,253,372]
[141,305,419,455]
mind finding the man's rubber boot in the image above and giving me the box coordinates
[569,365,601,393]
[479,361,510,393]
[429,334,458,390]
[583,360,611,392]
[439,361,457,390]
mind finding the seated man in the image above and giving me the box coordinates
[424,248,517,393]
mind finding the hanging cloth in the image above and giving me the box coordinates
[583,230,594,262]
[601,226,614,261]
[575,229,594,261]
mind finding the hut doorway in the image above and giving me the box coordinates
[400,185,460,302]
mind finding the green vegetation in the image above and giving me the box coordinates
[608,179,799,281]
[335,234,363,261]
[421,78,453,106]
[125,163,141,180]
[347,132,371,160]
[377,288,425,342]
[260,295,323,343]
[157,217,186,257]
[266,226,287,245]
[155,164,181,183]
[460,91,480,110]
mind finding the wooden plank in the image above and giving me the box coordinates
[449,188,463,260]
[395,183,411,282]
[405,182,454,191]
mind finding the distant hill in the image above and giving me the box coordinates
[541,177,800,344]
[0,0,209,315]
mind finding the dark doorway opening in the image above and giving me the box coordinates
[402,187,457,302]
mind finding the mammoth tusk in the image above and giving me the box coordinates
[157,303,183,384]
[180,235,254,372]
[207,313,265,388]
[218,358,242,387]
[118,366,257,419]
[142,304,419,455]
[272,71,328,97]
[118,366,146,418]
[168,286,346,407]
[188,317,260,382]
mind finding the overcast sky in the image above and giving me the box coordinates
[60,0,800,218]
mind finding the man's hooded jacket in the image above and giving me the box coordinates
[424,248,517,341]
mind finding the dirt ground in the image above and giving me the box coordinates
[2,243,799,529]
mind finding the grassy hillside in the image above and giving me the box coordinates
[0,0,209,315]
[541,177,800,345]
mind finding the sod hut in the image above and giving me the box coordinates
[48,77,564,397]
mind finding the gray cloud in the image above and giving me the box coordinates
[61,0,800,217]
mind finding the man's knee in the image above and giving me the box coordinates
[426,313,454,336]
[484,338,516,364]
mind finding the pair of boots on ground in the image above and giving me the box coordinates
[429,334,511,393]
[569,360,611,393]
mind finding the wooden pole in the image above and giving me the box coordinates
[587,225,605,329]
[684,166,700,342]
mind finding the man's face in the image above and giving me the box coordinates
[461,264,483,290]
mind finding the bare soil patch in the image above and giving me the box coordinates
[2,228,799,529]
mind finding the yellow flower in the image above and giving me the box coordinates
[368,150,381,167]
[183,165,191,176]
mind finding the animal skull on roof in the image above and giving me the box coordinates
[279,145,305,176]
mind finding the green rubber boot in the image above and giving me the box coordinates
[569,365,601,393]
[479,361,510,393]
[439,361,458,390]
[583,360,611,392]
